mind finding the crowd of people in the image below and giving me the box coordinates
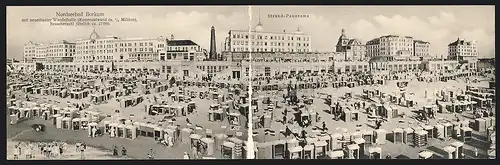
[12,141,67,160]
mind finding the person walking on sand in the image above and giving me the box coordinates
[121,146,127,156]
[112,146,118,156]
[80,143,86,160]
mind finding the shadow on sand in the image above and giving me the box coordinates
[426,146,446,159]
[471,133,487,141]
[466,138,490,151]
[395,154,411,159]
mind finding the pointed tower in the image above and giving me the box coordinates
[255,8,264,32]
[209,26,217,60]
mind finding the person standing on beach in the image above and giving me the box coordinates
[149,148,155,159]
[80,143,85,160]
[13,145,19,160]
[39,144,44,155]
[59,145,64,158]
[121,146,127,156]
[91,126,97,138]
[46,145,51,159]
[192,147,198,159]
[76,142,81,152]
[112,146,118,156]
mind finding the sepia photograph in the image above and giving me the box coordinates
[5,5,496,160]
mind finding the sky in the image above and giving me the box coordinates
[6,6,495,60]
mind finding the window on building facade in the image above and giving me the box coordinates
[166,66,171,73]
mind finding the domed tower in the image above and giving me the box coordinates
[88,27,99,61]
[335,29,349,52]
[89,27,100,43]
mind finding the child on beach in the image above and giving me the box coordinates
[183,152,190,159]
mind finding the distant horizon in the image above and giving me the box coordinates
[7,6,495,60]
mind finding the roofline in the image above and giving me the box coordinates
[229,29,311,36]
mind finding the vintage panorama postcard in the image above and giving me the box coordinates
[5,6,496,160]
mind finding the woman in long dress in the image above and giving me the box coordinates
[167,135,174,147]
[110,128,116,138]
[91,127,97,137]
[191,147,198,159]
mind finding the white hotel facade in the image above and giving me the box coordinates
[225,21,312,53]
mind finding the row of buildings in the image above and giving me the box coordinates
[14,21,484,79]
[222,23,476,65]
[22,30,206,64]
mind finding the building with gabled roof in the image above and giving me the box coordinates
[335,29,366,61]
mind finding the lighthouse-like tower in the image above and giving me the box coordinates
[209,26,217,60]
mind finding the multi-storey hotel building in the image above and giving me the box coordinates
[225,21,312,53]
[74,30,167,63]
[164,40,205,62]
[448,37,478,61]
[23,40,76,63]
[413,40,431,57]
[23,42,38,63]
[366,35,427,58]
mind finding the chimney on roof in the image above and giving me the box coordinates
[170,34,174,40]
